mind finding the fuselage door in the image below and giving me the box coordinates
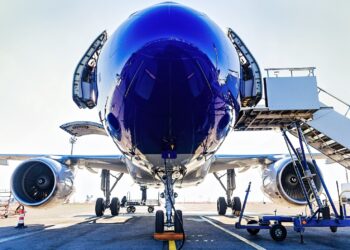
[72,31,108,109]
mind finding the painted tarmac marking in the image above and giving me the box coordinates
[0,230,44,244]
[200,216,266,250]
[0,216,104,244]
[168,240,176,250]
[0,222,80,244]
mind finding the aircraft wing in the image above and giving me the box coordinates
[0,154,128,174]
[209,154,286,173]
[210,153,326,173]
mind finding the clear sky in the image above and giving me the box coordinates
[0,1,349,204]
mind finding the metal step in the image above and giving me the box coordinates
[291,107,350,168]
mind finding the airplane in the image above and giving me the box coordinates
[0,2,325,236]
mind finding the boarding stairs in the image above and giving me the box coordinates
[233,67,350,169]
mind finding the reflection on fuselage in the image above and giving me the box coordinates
[97,3,241,186]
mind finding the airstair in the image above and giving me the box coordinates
[233,67,350,169]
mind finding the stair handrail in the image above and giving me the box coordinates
[265,67,316,77]
[318,87,350,117]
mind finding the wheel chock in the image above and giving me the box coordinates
[153,232,185,241]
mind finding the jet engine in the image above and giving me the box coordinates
[11,158,74,207]
[262,158,322,205]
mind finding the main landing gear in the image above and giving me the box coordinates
[95,169,124,217]
[214,169,242,216]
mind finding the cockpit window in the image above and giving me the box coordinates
[134,64,157,100]
[182,59,204,97]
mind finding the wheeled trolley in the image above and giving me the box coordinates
[121,192,161,214]
[235,123,350,242]
[0,189,12,219]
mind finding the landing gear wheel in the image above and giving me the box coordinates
[95,198,105,217]
[232,197,242,216]
[217,197,227,215]
[110,197,120,216]
[148,206,154,213]
[270,224,287,241]
[127,206,132,213]
[247,220,260,235]
[174,210,183,233]
[155,210,164,233]
[330,226,338,233]
[131,206,136,213]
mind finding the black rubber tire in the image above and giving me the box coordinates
[330,226,338,233]
[127,206,132,213]
[131,206,136,213]
[110,197,120,216]
[148,206,154,213]
[217,197,227,215]
[270,224,287,241]
[155,210,164,233]
[95,198,105,217]
[247,220,260,235]
[174,210,183,233]
[232,197,242,216]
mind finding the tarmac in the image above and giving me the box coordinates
[1,202,350,249]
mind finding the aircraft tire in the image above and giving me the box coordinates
[155,210,164,233]
[174,210,183,233]
[95,198,105,217]
[110,197,120,216]
[232,197,242,216]
[217,197,227,215]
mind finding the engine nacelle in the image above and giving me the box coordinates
[262,158,322,206]
[11,158,74,207]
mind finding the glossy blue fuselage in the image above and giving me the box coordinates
[97,2,240,186]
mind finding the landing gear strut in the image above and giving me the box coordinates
[214,169,241,216]
[155,162,183,234]
[95,169,123,217]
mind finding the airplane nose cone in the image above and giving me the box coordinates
[98,2,239,159]
[106,38,236,155]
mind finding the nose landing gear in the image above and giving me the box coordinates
[154,161,185,248]
[155,170,183,234]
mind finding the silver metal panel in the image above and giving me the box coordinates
[60,121,107,137]
[307,107,350,149]
[265,76,320,111]
[82,82,92,100]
